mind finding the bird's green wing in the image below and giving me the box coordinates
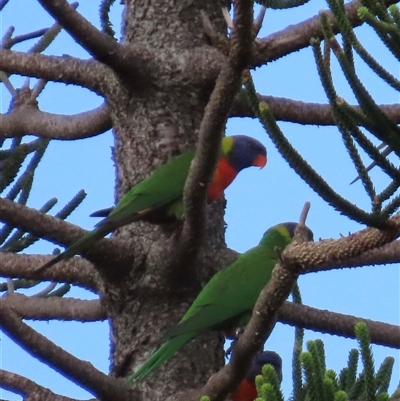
[166,223,296,339]
[97,149,196,229]
[166,247,275,338]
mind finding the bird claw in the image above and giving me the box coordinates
[225,327,245,358]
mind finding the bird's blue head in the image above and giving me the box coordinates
[222,135,267,172]
[247,351,283,382]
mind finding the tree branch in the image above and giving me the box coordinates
[0,369,78,401]
[37,0,153,80]
[230,94,400,125]
[278,301,400,348]
[1,294,106,321]
[178,0,254,271]
[1,103,111,140]
[0,252,99,291]
[285,214,400,271]
[0,198,136,276]
[307,239,400,273]
[0,28,226,99]
[0,49,107,94]
[37,0,120,64]
[0,0,10,11]
[252,0,400,66]
[0,306,130,401]
[5,28,49,48]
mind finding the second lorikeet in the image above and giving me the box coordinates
[38,135,266,270]
[125,222,313,383]
[227,351,282,401]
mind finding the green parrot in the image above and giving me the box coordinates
[125,222,314,383]
[38,135,267,270]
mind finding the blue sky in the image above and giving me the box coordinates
[1,1,399,399]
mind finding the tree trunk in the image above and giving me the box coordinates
[99,1,229,398]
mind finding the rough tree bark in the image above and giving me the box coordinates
[94,1,231,398]
[1,0,400,400]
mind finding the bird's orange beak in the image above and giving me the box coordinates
[252,154,267,169]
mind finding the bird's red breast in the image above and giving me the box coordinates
[227,378,258,401]
[207,157,238,201]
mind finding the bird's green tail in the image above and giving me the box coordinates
[124,333,193,383]
[37,227,108,271]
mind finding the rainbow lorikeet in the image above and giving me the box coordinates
[38,135,266,270]
[126,222,313,383]
[227,351,282,401]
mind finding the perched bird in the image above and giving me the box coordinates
[126,222,313,383]
[228,351,283,401]
[38,135,266,270]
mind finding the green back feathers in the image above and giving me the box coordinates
[98,149,196,227]
[165,223,304,340]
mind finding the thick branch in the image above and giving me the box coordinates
[0,49,107,94]
[0,369,45,398]
[37,0,154,80]
[307,239,400,273]
[38,0,121,65]
[0,369,78,401]
[0,252,99,291]
[0,306,130,401]
[2,294,105,321]
[285,214,400,271]
[278,301,400,348]
[1,103,111,139]
[0,31,226,100]
[230,95,400,125]
[179,0,254,269]
[0,198,136,275]
[252,0,400,66]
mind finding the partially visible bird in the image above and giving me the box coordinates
[125,222,313,383]
[38,135,266,271]
[227,351,283,401]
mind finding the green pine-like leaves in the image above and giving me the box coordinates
[254,363,285,401]
[244,0,400,225]
[241,323,394,401]
[286,322,395,401]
